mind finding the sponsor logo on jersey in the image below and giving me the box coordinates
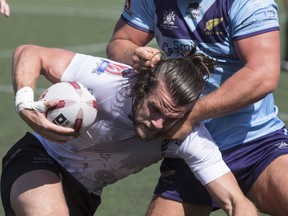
[162,42,174,56]
[161,169,176,178]
[275,142,288,149]
[105,63,131,77]
[161,40,236,61]
[161,10,178,30]
[162,41,196,57]
[124,0,132,16]
[160,139,183,157]
[92,59,133,77]
[161,139,170,156]
[186,2,200,19]
[33,156,54,165]
[93,59,110,74]
[204,18,224,36]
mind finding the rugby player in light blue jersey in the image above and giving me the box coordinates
[281,0,288,71]
[107,0,288,215]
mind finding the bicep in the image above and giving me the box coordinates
[234,31,280,85]
[107,18,154,64]
[110,18,154,46]
[40,47,76,83]
[12,45,75,92]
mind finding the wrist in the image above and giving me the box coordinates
[15,86,34,113]
[14,86,47,113]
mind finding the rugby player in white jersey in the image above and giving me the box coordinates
[1,45,257,216]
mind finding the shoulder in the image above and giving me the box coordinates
[229,0,279,39]
[179,123,219,159]
[121,0,156,32]
[164,123,217,158]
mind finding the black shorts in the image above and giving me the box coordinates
[1,132,101,216]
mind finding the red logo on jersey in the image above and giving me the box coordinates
[105,63,129,76]
[93,59,133,77]
[105,62,133,77]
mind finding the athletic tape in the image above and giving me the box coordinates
[15,86,47,113]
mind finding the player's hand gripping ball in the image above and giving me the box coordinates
[40,82,97,134]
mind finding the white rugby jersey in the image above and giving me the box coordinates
[34,54,229,196]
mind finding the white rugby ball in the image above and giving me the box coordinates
[39,82,97,134]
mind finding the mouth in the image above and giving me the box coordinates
[140,123,157,134]
[143,123,156,132]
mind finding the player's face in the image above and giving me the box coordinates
[133,81,191,140]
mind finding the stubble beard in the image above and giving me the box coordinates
[132,97,163,141]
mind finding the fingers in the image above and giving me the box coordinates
[132,47,162,72]
[34,124,77,144]
[17,99,58,113]
[31,101,48,112]
[19,109,76,143]
[0,0,10,17]
[43,99,59,109]
[35,129,77,144]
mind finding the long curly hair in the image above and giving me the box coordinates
[129,47,215,112]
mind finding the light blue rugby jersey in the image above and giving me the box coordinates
[121,0,284,150]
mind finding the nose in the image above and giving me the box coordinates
[151,117,164,129]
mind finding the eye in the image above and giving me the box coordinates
[149,103,161,114]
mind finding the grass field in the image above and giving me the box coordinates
[0,0,287,215]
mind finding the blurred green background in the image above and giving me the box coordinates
[0,0,287,215]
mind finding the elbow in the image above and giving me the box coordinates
[245,58,280,96]
[106,39,123,61]
[260,73,279,94]
[106,40,116,60]
[250,65,280,96]
[13,45,28,59]
[13,44,37,60]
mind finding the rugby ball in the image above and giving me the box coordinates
[39,82,97,134]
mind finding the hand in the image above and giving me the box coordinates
[0,0,10,17]
[19,100,76,143]
[132,47,162,73]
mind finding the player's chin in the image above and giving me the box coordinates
[134,125,158,141]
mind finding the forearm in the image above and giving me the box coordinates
[106,39,139,66]
[230,197,258,216]
[106,18,154,65]
[189,65,279,124]
[207,173,258,216]
[12,45,42,93]
[12,44,76,142]
[167,62,279,140]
